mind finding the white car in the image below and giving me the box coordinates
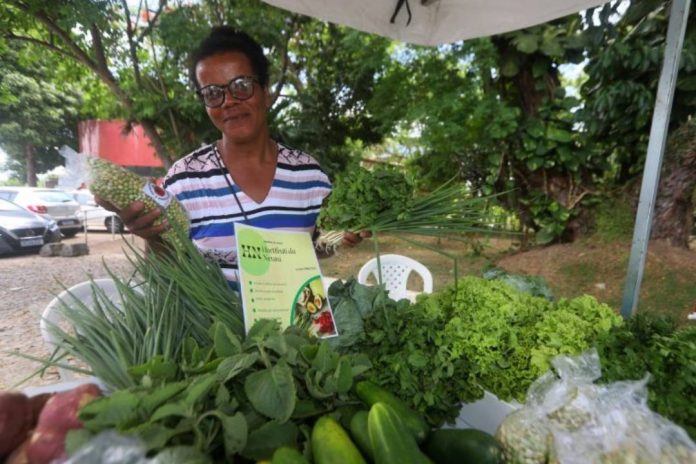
[71,190,124,233]
[0,187,82,238]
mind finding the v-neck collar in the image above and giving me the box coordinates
[213,142,280,206]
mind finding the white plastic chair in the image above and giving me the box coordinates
[357,254,433,302]
[41,278,122,380]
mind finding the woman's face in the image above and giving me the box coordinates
[196,51,270,144]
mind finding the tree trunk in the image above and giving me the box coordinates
[651,119,696,247]
[25,143,36,186]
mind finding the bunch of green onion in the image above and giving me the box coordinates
[29,228,244,390]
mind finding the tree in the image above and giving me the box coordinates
[0,0,180,165]
[370,17,602,243]
[0,42,81,185]
[580,0,696,247]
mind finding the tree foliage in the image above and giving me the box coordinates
[0,41,81,184]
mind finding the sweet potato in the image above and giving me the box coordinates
[4,436,30,464]
[0,392,32,457]
[28,394,53,425]
[25,383,101,464]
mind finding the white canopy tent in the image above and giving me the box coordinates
[263,0,610,46]
[262,0,692,318]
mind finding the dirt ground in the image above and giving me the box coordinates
[0,232,144,390]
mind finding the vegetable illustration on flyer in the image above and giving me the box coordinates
[235,223,338,338]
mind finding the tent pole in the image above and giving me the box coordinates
[620,0,691,319]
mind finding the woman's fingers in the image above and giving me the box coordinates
[94,198,168,240]
[342,230,371,247]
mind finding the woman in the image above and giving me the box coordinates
[102,27,364,287]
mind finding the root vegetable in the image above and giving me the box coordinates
[4,436,30,464]
[0,392,32,457]
[25,383,101,464]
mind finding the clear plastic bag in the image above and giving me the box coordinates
[496,349,696,464]
[62,431,149,464]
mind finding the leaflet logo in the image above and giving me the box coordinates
[241,244,267,260]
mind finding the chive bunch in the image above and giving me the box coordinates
[40,230,244,390]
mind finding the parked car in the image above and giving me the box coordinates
[70,190,124,233]
[0,187,83,237]
[0,198,62,255]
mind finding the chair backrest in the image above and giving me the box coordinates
[357,254,433,301]
[41,278,122,381]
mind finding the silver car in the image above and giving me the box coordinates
[71,190,124,233]
[0,187,83,237]
[0,198,62,255]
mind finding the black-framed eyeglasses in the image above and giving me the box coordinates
[197,76,259,108]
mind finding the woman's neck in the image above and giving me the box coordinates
[218,134,275,166]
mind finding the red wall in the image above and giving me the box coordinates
[78,120,163,167]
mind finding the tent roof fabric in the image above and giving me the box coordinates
[262,0,610,45]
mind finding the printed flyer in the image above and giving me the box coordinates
[234,223,338,338]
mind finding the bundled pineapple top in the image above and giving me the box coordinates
[163,142,331,288]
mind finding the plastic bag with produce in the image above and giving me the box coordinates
[496,349,696,464]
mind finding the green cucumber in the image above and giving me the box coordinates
[368,403,431,464]
[425,428,503,464]
[271,446,309,464]
[355,380,430,443]
[348,410,374,461]
[311,416,366,464]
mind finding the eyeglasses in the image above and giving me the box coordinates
[197,76,259,108]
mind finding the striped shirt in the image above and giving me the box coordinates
[164,142,332,286]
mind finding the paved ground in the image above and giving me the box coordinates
[0,231,145,390]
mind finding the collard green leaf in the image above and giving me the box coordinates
[300,344,319,362]
[244,361,296,422]
[79,390,142,430]
[139,380,189,416]
[182,374,218,407]
[215,383,233,414]
[151,446,212,464]
[333,356,354,393]
[128,356,178,384]
[242,421,299,461]
[264,333,288,356]
[292,399,324,419]
[326,299,364,350]
[214,411,248,458]
[214,322,242,357]
[217,353,260,383]
[151,402,191,422]
[304,369,334,400]
[245,319,281,347]
[348,353,373,377]
[130,423,180,451]
[311,342,339,373]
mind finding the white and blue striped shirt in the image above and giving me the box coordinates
[164,142,332,286]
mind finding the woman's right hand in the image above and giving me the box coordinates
[94,196,168,240]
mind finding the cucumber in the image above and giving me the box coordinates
[425,428,503,464]
[271,446,309,464]
[348,410,374,461]
[355,380,430,443]
[311,416,366,464]
[368,403,431,464]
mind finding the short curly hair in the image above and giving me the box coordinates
[189,26,269,89]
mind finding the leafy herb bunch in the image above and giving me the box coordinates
[328,276,623,427]
[595,314,696,439]
[72,320,372,462]
[319,164,413,231]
